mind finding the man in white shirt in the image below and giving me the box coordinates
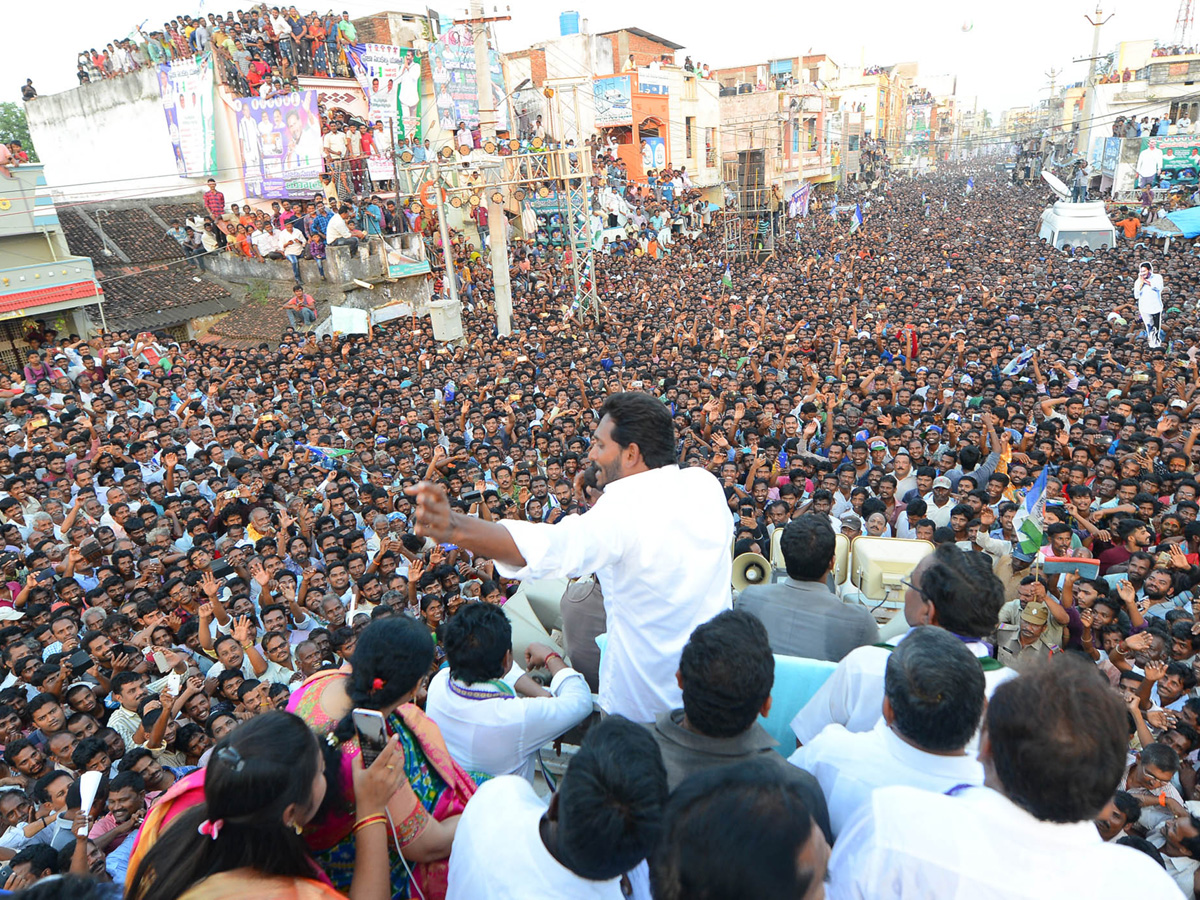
[790,626,986,838]
[277,222,306,282]
[324,205,360,255]
[425,604,591,782]
[410,392,733,723]
[446,716,664,899]
[251,222,282,260]
[791,543,1011,748]
[826,656,1180,899]
[1133,260,1165,348]
[923,475,954,527]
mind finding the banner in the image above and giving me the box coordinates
[345,43,423,141]
[640,136,666,171]
[156,53,216,178]
[1141,135,1200,185]
[230,91,324,199]
[385,234,432,278]
[594,75,632,127]
[637,69,670,96]
[787,182,811,218]
[429,25,509,133]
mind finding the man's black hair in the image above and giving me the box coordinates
[679,610,773,739]
[778,514,835,582]
[885,626,985,752]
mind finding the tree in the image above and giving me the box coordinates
[0,102,38,161]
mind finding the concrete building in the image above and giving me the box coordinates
[505,24,722,185]
[831,63,910,149]
[0,165,105,363]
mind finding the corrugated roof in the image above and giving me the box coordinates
[104,296,240,332]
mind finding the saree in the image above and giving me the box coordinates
[125,768,207,890]
[289,670,476,900]
[179,870,343,900]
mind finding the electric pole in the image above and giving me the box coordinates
[461,0,514,336]
[1078,6,1114,155]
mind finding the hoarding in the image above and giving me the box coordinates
[429,25,509,133]
[593,75,633,127]
[157,53,216,178]
[230,90,324,199]
[345,43,423,141]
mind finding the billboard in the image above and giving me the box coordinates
[1141,135,1200,185]
[641,136,666,170]
[637,69,670,96]
[594,75,632,127]
[157,53,216,178]
[1101,137,1121,177]
[345,43,423,141]
[230,91,324,199]
[429,25,509,134]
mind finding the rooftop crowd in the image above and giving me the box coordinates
[0,156,1193,898]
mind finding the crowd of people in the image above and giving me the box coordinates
[0,158,1194,897]
[71,5,362,91]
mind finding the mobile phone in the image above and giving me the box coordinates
[352,708,388,768]
[153,650,171,673]
[166,671,183,695]
[0,864,13,885]
[462,490,482,503]
[36,568,54,585]
[68,649,92,672]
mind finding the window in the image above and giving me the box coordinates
[685,116,694,158]
[849,134,860,151]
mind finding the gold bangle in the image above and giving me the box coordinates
[352,814,387,834]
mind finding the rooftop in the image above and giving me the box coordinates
[597,27,685,51]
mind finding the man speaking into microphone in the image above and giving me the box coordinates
[408,392,733,723]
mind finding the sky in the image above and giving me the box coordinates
[0,0,1186,115]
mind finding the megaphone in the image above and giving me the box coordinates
[732,552,772,592]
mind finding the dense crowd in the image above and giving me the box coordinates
[72,4,361,91]
[0,160,1195,897]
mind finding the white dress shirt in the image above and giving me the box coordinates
[789,721,984,838]
[496,465,733,722]
[425,663,592,781]
[790,631,1016,748]
[827,785,1180,899]
[325,212,353,243]
[447,776,651,900]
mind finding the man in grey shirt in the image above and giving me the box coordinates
[735,514,878,661]
[649,609,832,842]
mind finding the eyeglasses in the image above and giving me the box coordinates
[900,577,927,600]
[1140,765,1171,788]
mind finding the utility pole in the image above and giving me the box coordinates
[460,0,514,336]
[1078,6,1114,156]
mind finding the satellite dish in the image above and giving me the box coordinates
[1041,169,1071,202]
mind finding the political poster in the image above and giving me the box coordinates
[230,90,324,199]
[593,76,632,127]
[1140,135,1200,185]
[345,43,423,141]
[640,136,666,171]
[429,25,509,133]
[156,53,216,178]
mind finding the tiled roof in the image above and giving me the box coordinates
[58,210,108,260]
[59,199,234,331]
[202,295,330,346]
[97,208,183,264]
[151,204,202,226]
[100,267,234,329]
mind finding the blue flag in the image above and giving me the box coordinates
[849,203,863,234]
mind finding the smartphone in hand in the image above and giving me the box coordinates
[352,708,388,768]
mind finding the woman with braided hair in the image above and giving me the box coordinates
[289,616,477,899]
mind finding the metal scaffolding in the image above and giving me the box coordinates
[721,153,777,265]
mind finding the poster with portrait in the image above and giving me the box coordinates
[345,43,423,142]
[157,53,216,178]
[229,90,324,199]
[428,25,509,134]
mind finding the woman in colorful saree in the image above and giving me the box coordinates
[289,616,476,900]
[126,710,407,900]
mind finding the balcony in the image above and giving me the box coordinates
[0,165,59,238]
[0,258,103,323]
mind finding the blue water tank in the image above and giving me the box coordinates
[560,10,580,35]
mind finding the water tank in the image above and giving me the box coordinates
[560,10,580,35]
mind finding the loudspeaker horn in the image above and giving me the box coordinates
[732,552,772,592]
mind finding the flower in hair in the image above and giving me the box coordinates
[198,819,224,840]
[372,677,385,691]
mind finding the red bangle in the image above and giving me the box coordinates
[544,652,562,665]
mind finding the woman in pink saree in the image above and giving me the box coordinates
[289,616,476,899]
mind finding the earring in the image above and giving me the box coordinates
[292,821,304,835]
